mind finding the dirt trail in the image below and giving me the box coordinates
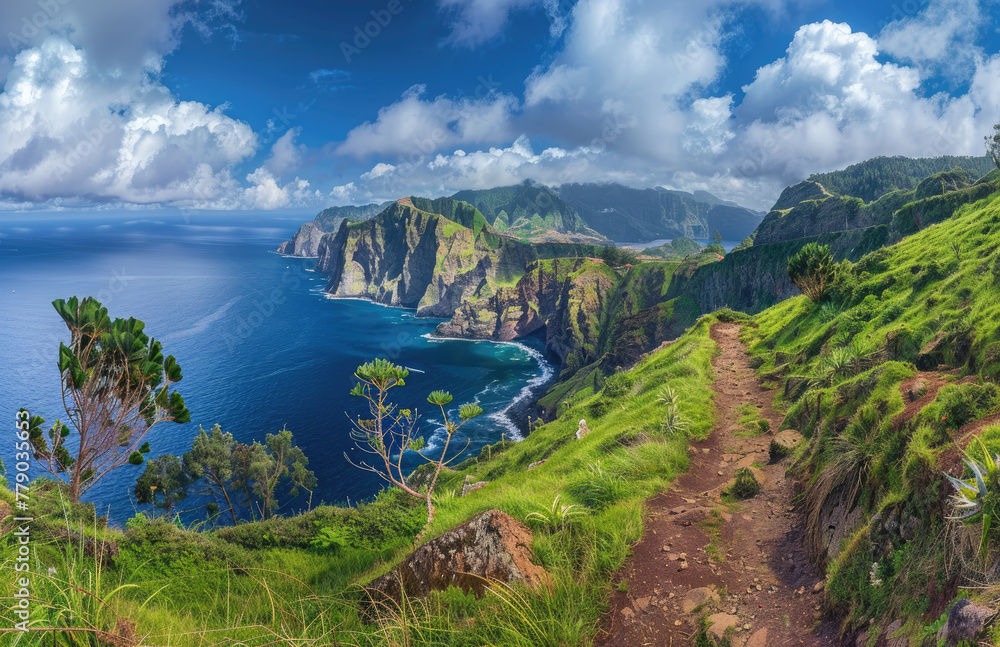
[597,323,841,646]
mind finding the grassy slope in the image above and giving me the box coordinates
[1,316,720,646]
[741,189,1000,643]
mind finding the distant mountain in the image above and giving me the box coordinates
[451,181,605,244]
[277,202,390,257]
[806,155,994,203]
[557,183,764,243]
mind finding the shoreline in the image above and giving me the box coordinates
[314,285,556,441]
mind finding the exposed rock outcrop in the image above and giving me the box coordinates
[364,509,549,603]
[937,599,994,645]
[436,257,618,372]
[277,202,389,257]
[277,221,326,257]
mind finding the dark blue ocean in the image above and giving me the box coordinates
[0,212,552,524]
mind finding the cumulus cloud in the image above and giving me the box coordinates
[878,0,984,79]
[337,85,519,158]
[0,0,333,211]
[730,20,993,186]
[0,36,259,206]
[263,129,305,178]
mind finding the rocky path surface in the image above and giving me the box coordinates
[597,323,841,646]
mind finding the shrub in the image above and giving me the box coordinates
[788,243,836,303]
[310,524,350,552]
[922,382,1000,432]
[657,385,690,436]
[727,468,761,499]
[946,438,1000,556]
[125,512,150,532]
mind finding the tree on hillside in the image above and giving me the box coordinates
[23,297,189,502]
[599,244,639,266]
[183,425,239,525]
[987,123,1000,170]
[134,454,192,513]
[346,359,483,526]
[252,427,318,520]
[713,228,723,246]
[787,243,836,303]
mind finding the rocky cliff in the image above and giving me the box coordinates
[675,169,998,315]
[277,202,389,257]
[277,221,326,257]
[316,198,603,319]
[436,258,619,373]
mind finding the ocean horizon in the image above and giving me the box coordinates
[0,212,554,524]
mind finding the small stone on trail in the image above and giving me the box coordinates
[706,613,740,641]
[682,586,720,614]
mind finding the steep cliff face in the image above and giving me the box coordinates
[277,202,389,257]
[436,258,620,372]
[277,221,326,257]
[316,198,605,319]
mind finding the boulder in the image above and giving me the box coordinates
[937,599,994,645]
[769,429,804,463]
[365,510,550,605]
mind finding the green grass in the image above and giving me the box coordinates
[1,314,720,646]
[739,188,1000,639]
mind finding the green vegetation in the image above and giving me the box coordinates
[23,297,189,502]
[1,312,721,646]
[807,155,994,203]
[451,181,601,241]
[347,359,483,526]
[642,236,702,260]
[987,123,1000,171]
[740,186,1000,640]
[787,242,836,302]
[725,467,760,499]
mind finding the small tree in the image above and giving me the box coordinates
[712,228,723,246]
[24,297,189,502]
[346,359,483,526]
[230,441,267,521]
[183,425,238,524]
[986,123,1000,170]
[788,243,836,303]
[135,454,192,513]
[252,427,317,520]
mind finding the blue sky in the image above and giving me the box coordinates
[0,0,998,212]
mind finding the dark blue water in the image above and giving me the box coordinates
[0,212,552,523]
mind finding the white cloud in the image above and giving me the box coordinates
[729,20,994,188]
[438,0,566,47]
[241,167,313,210]
[264,128,304,177]
[0,0,330,211]
[0,36,258,205]
[337,84,519,158]
[878,0,983,79]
